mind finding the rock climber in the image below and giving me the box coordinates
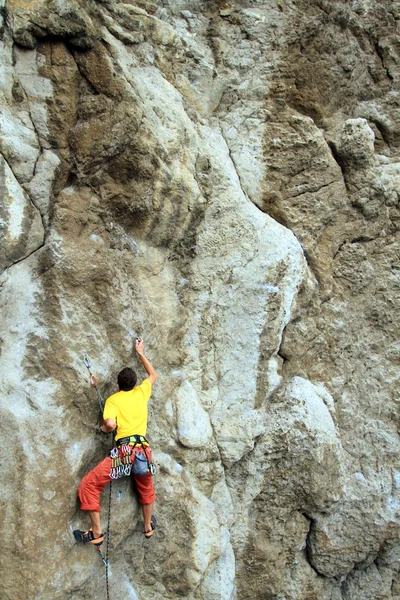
[73,337,158,547]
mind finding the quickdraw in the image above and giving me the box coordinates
[109,446,132,479]
[120,443,133,476]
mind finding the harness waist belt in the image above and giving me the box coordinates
[116,435,148,446]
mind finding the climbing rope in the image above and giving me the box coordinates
[105,473,112,600]
[83,355,105,411]
[83,355,113,599]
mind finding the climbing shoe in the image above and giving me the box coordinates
[73,528,105,547]
[143,515,157,539]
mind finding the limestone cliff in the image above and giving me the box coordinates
[0,1,399,599]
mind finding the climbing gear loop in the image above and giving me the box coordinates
[109,447,125,480]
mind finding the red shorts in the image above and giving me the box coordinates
[78,447,156,512]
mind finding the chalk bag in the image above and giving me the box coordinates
[132,451,149,476]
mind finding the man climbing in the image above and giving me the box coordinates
[73,337,158,547]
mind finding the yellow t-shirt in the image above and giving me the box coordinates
[103,379,152,441]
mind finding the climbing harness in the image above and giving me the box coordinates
[119,436,156,475]
[109,436,156,479]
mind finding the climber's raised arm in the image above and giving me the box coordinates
[135,337,158,386]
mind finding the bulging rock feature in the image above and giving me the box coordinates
[7,0,96,49]
[0,0,399,599]
[175,381,214,448]
[271,377,345,514]
[338,118,376,167]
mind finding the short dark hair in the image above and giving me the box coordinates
[118,367,137,391]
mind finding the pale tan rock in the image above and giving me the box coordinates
[0,105,40,182]
[175,381,214,448]
[0,156,44,271]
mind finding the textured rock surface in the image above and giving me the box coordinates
[0,0,399,599]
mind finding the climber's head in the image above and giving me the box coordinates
[117,367,137,391]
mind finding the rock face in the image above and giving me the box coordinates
[0,0,399,599]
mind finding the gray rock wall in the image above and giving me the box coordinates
[0,0,399,599]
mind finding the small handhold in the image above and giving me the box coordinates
[219,4,234,17]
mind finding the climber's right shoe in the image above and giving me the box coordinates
[143,515,157,539]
